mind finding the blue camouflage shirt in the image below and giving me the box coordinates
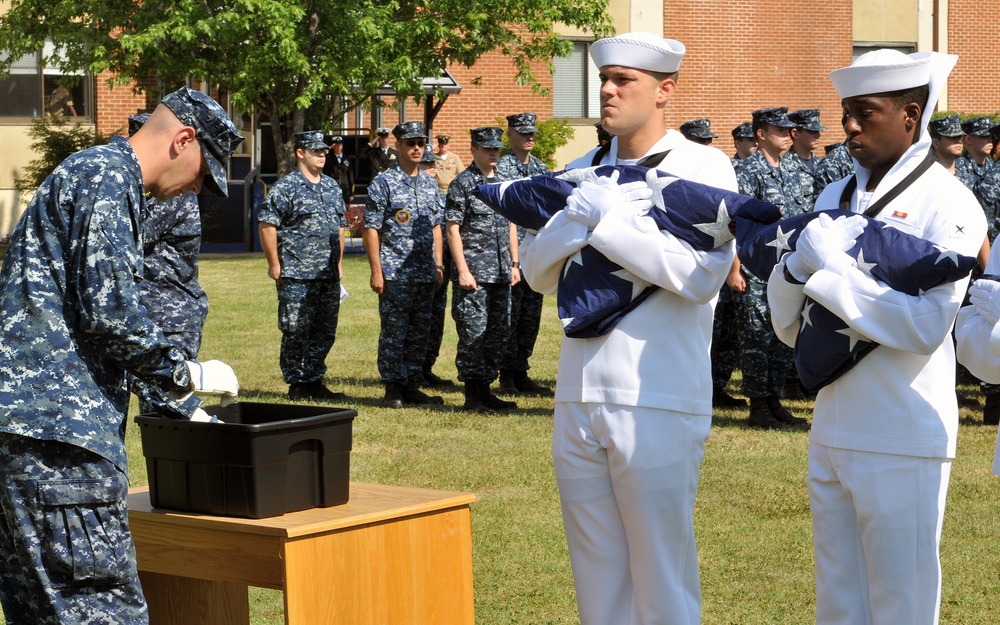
[781,151,823,214]
[496,152,550,244]
[955,154,990,191]
[815,142,854,195]
[445,163,513,284]
[365,167,443,282]
[0,136,199,473]
[258,169,346,280]
[140,193,207,332]
[738,150,805,216]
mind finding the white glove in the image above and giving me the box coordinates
[970,279,1000,326]
[185,360,239,405]
[190,408,223,423]
[795,212,867,275]
[564,171,653,228]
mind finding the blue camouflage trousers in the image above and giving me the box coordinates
[711,285,741,390]
[734,278,793,398]
[423,251,452,371]
[0,433,147,625]
[378,280,436,384]
[277,278,340,385]
[501,277,544,372]
[452,281,511,382]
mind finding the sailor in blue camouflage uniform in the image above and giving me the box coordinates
[730,121,756,170]
[364,122,446,408]
[956,116,994,191]
[417,145,454,387]
[975,121,1000,425]
[495,112,552,397]
[735,107,808,428]
[446,126,521,412]
[679,118,718,146]
[259,130,347,402]
[815,140,854,195]
[782,109,826,213]
[124,113,211,416]
[0,86,242,625]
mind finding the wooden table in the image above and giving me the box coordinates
[128,483,477,625]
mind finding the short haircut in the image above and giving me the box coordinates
[886,84,930,113]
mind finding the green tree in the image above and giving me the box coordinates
[15,116,116,195]
[0,0,612,176]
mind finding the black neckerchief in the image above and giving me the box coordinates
[838,151,937,217]
[591,144,672,168]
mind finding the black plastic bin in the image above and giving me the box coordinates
[134,402,356,519]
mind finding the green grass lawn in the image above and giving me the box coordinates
[6,252,1000,624]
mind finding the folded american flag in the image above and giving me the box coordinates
[475,165,781,337]
[737,209,978,391]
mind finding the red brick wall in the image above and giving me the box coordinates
[664,0,853,153]
[94,72,158,137]
[946,0,1000,116]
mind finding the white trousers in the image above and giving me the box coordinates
[553,402,711,625]
[808,441,951,625]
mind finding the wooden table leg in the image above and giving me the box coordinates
[140,571,251,625]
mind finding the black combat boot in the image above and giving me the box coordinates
[984,394,1000,425]
[421,368,452,387]
[380,382,404,409]
[767,395,808,426]
[512,371,553,397]
[748,397,783,429]
[713,387,747,408]
[479,381,518,411]
[462,380,490,413]
[402,381,444,406]
[497,370,519,395]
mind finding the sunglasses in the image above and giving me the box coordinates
[404,139,427,148]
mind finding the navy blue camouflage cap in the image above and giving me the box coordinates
[420,145,442,163]
[127,112,151,137]
[392,121,428,140]
[961,116,993,137]
[787,109,826,132]
[679,119,717,140]
[294,130,330,151]
[471,126,505,148]
[506,112,538,134]
[751,107,797,128]
[731,122,754,139]
[929,114,965,138]
[161,86,243,198]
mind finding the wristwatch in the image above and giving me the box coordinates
[512,261,521,268]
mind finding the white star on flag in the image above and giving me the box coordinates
[692,199,734,248]
[801,300,815,327]
[934,248,960,266]
[836,326,869,351]
[610,269,648,301]
[563,250,585,278]
[557,167,604,187]
[855,248,877,276]
[645,169,680,211]
[766,225,796,262]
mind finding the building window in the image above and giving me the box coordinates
[852,43,915,61]
[552,40,601,119]
[0,41,92,119]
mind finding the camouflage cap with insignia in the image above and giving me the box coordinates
[127,112,152,137]
[731,122,754,139]
[961,116,993,137]
[752,107,797,128]
[294,130,330,151]
[420,145,442,163]
[506,112,538,134]
[392,121,428,140]
[929,114,965,138]
[787,109,827,132]
[470,126,504,148]
[161,86,244,198]
[679,119,717,140]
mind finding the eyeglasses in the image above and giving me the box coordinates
[404,139,426,148]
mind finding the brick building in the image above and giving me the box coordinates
[0,0,997,242]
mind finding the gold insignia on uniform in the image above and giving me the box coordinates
[395,209,412,225]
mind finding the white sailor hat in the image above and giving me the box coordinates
[590,31,685,73]
[829,50,932,99]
